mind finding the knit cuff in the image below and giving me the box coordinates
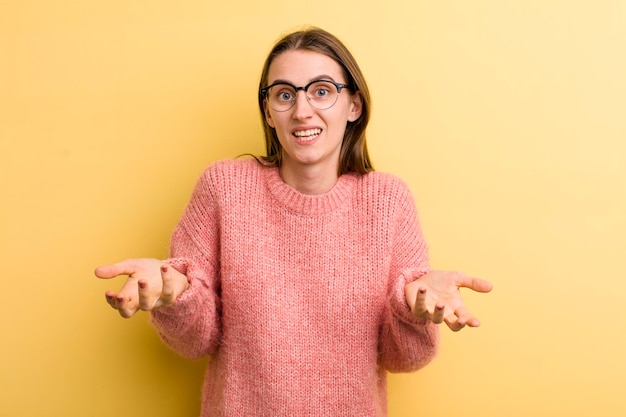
[151,257,198,316]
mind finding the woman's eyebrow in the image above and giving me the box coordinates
[268,74,338,86]
[310,74,337,82]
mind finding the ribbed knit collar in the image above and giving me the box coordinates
[264,166,357,215]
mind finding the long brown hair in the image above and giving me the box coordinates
[257,27,373,175]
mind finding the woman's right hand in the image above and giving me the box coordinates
[95,258,189,318]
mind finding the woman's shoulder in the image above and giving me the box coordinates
[194,157,268,198]
[200,156,264,181]
[358,170,412,194]
[352,171,417,212]
[203,156,261,174]
[352,171,420,220]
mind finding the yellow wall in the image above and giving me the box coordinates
[2,1,625,416]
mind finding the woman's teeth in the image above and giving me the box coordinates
[294,129,322,140]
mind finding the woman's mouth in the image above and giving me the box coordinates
[293,128,322,142]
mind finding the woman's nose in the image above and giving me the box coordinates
[291,91,314,119]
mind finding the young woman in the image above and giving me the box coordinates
[96,27,492,417]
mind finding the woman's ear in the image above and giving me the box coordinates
[347,91,363,122]
[264,100,275,128]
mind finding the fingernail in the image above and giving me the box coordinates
[138,281,146,290]
[161,265,168,273]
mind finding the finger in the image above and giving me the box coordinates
[453,305,480,328]
[114,280,140,317]
[413,287,428,317]
[455,275,493,293]
[463,314,481,328]
[138,279,155,311]
[444,315,465,332]
[104,291,118,309]
[431,304,445,324]
[94,259,139,279]
[115,293,138,318]
[159,264,176,306]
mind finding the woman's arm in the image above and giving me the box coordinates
[149,225,222,360]
[149,169,223,359]
[377,180,440,372]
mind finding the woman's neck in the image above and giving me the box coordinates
[279,162,339,195]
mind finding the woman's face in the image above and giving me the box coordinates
[264,50,362,178]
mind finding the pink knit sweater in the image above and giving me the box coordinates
[151,158,439,417]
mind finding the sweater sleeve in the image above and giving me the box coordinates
[150,168,222,360]
[378,179,439,373]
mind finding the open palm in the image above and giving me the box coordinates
[95,258,188,318]
[405,270,492,331]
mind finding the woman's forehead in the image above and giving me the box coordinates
[267,50,345,84]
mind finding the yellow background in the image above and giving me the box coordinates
[2,0,625,416]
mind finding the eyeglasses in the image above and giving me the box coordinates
[260,79,350,112]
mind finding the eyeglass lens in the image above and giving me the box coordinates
[266,81,340,111]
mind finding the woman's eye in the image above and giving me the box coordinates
[314,88,329,97]
[277,91,294,101]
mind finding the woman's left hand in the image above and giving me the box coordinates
[405,270,493,331]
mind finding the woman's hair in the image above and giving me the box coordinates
[257,27,373,175]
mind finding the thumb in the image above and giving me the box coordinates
[457,275,493,293]
[94,259,138,279]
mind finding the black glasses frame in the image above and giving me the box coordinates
[259,79,350,111]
